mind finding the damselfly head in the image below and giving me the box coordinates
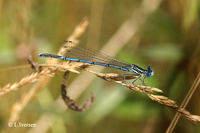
[146,66,153,77]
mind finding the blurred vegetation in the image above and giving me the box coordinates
[0,0,200,133]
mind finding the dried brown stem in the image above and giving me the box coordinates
[28,55,42,72]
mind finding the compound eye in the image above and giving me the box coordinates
[146,66,153,77]
[146,72,152,77]
[147,66,152,71]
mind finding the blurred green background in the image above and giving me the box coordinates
[0,0,200,133]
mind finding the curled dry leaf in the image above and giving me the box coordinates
[61,71,95,111]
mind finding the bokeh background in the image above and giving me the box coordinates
[0,0,200,132]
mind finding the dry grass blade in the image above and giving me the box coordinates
[65,61,92,70]
[166,72,200,133]
[86,69,139,82]
[67,17,89,43]
[7,17,89,123]
[87,69,163,93]
[147,94,178,108]
[0,71,45,97]
[123,83,163,93]
[178,108,200,124]
[0,61,86,98]
[86,69,200,124]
